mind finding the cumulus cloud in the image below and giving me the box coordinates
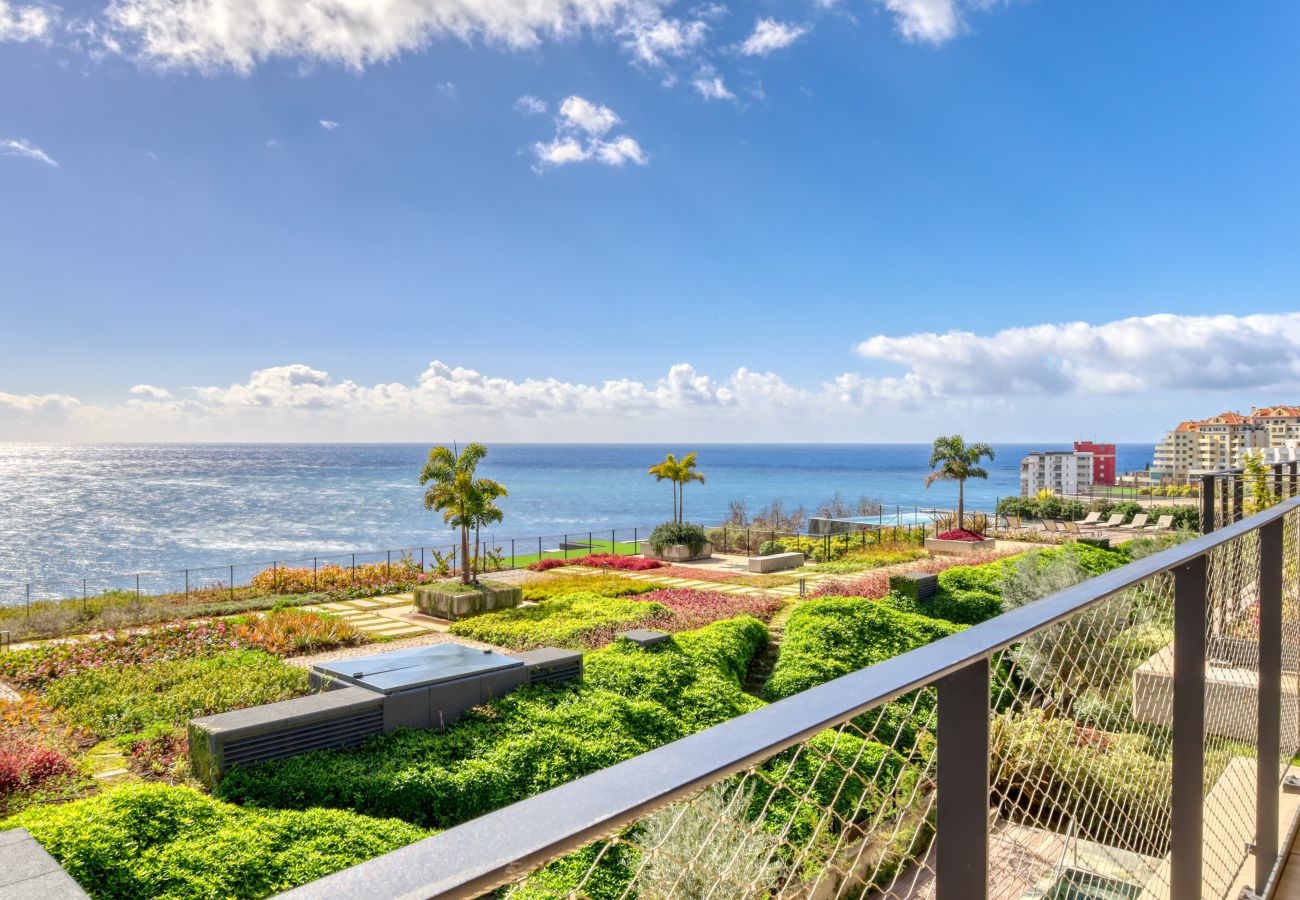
[1,138,57,167]
[737,18,807,56]
[437,81,456,97]
[0,0,49,42]
[620,16,708,66]
[129,384,173,400]
[691,64,734,101]
[7,313,1300,441]
[514,94,548,115]
[532,96,646,169]
[856,313,1300,396]
[318,119,339,130]
[876,0,962,44]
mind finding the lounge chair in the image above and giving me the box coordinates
[1075,512,1103,527]
[1003,514,1024,533]
[1098,514,1124,530]
[1145,514,1174,531]
[1118,513,1150,531]
[1042,519,1061,533]
[1062,521,1084,536]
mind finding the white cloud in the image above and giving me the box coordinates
[532,95,647,169]
[877,0,961,44]
[437,80,456,97]
[737,17,807,56]
[620,17,707,66]
[8,313,1300,441]
[129,384,173,400]
[318,119,339,130]
[102,0,679,72]
[514,94,548,115]
[691,64,734,101]
[558,95,620,136]
[855,312,1300,396]
[1,138,57,167]
[266,138,284,148]
[0,1,50,42]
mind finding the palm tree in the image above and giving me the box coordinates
[467,480,507,580]
[676,452,704,523]
[925,435,994,531]
[649,453,682,522]
[419,443,508,584]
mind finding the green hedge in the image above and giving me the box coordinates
[0,783,426,900]
[43,650,310,738]
[996,496,1200,531]
[217,617,768,828]
[448,592,665,650]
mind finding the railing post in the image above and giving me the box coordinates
[936,657,989,899]
[511,540,516,570]
[1273,463,1285,501]
[1255,518,1284,895]
[1171,554,1207,900]
[1201,474,1216,534]
[1234,476,1245,524]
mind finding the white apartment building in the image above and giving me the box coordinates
[1152,411,1271,483]
[1021,450,1094,496]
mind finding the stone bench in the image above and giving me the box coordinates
[748,552,804,573]
[0,828,89,899]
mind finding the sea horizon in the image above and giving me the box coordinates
[1,441,1155,593]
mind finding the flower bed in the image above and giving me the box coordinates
[632,589,783,631]
[812,548,1023,600]
[522,574,664,602]
[934,529,986,542]
[528,554,663,572]
[0,737,79,811]
[528,558,571,571]
[251,560,436,596]
[651,566,799,587]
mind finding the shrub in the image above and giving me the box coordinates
[756,540,785,556]
[764,598,960,750]
[43,650,311,739]
[648,522,709,555]
[522,575,664,602]
[568,554,664,571]
[0,783,427,900]
[933,528,986,542]
[805,544,928,574]
[527,558,571,571]
[217,617,767,828]
[633,589,784,631]
[233,609,365,656]
[812,548,1024,600]
[0,620,248,690]
[250,559,431,596]
[0,737,79,806]
[448,593,668,650]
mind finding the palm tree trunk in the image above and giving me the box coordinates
[957,480,965,532]
[460,526,470,584]
[680,482,685,523]
[473,523,481,581]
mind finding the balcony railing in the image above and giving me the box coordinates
[274,479,1300,900]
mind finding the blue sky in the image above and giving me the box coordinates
[2,0,1298,442]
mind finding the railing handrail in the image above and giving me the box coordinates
[273,492,1300,900]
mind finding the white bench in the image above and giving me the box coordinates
[748,552,804,573]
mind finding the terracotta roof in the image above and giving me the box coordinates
[1254,405,1300,418]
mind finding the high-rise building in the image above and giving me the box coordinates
[1151,410,1272,483]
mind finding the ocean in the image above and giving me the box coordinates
[0,442,1153,595]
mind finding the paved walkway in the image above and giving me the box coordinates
[296,593,437,639]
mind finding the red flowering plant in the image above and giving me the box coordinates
[0,737,77,798]
[632,588,783,630]
[572,554,663,571]
[527,558,571,571]
[933,529,988,542]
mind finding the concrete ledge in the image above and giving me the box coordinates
[414,582,523,621]
[644,542,713,563]
[0,829,89,900]
[748,552,804,573]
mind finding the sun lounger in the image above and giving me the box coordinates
[1098,514,1124,530]
[1145,514,1174,531]
[1062,521,1084,536]
[1043,519,1061,533]
[1118,513,1150,531]
[1075,512,1102,527]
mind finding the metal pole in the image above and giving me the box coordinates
[611,530,616,556]
[230,565,234,601]
[1273,462,1285,501]
[1233,476,1245,524]
[1255,518,1284,894]
[511,540,516,570]
[313,557,318,591]
[82,578,87,612]
[272,561,277,593]
[185,569,189,602]
[538,537,543,562]
[1201,474,1216,534]
[135,573,140,601]
[936,658,990,899]
[351,553,356,575]
[564,534,569,560]
[387,550,392,581]
[1171,554,1207,900]
[25,583,30,618]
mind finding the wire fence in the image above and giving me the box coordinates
[276,482,1300,900]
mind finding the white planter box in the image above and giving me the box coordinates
[924,536,997,556]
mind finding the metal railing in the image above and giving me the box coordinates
[270,477,1300,899]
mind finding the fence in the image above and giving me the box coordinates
[272,474,1300,899]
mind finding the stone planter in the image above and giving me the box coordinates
[748,552,804,573]
[644,542,713,563]
[414,581,523,622]
[924,536,997,556]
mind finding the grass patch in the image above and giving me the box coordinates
[449,593,667,650]
[521,574,665,602]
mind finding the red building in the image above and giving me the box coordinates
[1074,441,1116,485]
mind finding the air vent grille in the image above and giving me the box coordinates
[222,709,383,769]
[529,663,582,686]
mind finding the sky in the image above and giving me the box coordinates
[1,0,1298,443]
